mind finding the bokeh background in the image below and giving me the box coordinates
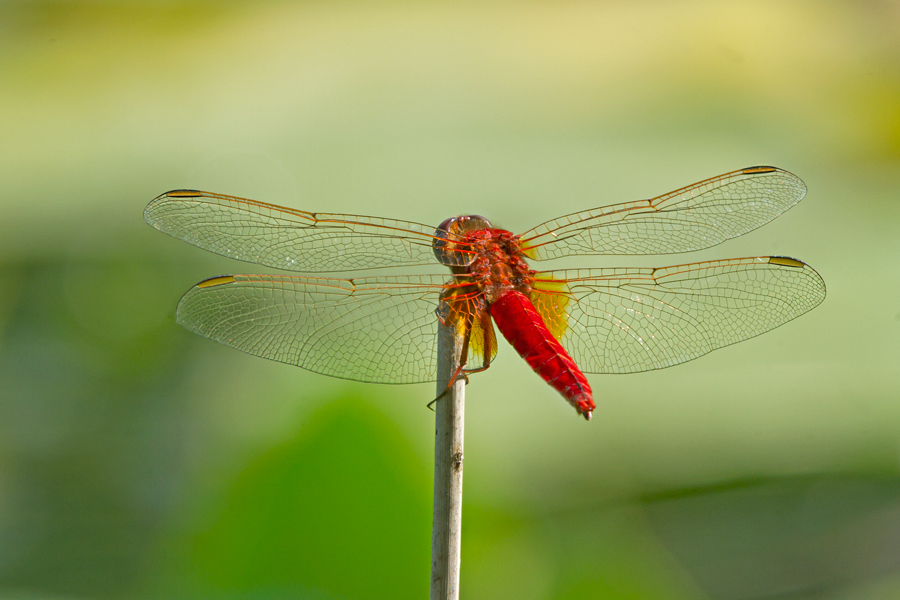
[1,1,899,599]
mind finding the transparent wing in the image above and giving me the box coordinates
[176,274,453,383]
[520,167,807,259]
[530,257,825,374]
[144,190,441,272]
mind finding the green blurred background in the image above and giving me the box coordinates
[1,1,899,599]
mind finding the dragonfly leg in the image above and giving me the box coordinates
[427,361,470,411]
[460,364,489,377]
[426,309,485,411]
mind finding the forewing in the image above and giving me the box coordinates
[521,167,807,259]
[145,190,440,272]
[531,257,825,374]
[176,274,450,383]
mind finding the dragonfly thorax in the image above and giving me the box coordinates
[461,228,534,305]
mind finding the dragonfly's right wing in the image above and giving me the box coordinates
[145,190,441,272]
[176,274,493,384]
[531,256,825,374]
[521,167,807,259]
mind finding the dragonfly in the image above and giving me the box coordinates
[145,166,825,421]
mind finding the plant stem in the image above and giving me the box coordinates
[430,322,466,600]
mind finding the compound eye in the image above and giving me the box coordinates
[434,217,457,238]
[432,215,492,267]
[432,217,464,266]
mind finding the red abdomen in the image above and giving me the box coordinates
[489,291,595,420]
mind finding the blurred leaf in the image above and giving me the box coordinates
[151,399,431,599]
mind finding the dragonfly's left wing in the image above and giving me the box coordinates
[530,256,825,374]
[145,190,440,272]
[520,167,806,259]
[176,274,495,384]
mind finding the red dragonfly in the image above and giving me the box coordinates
[145,166,825,420]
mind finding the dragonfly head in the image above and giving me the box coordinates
[433,215,492,268]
